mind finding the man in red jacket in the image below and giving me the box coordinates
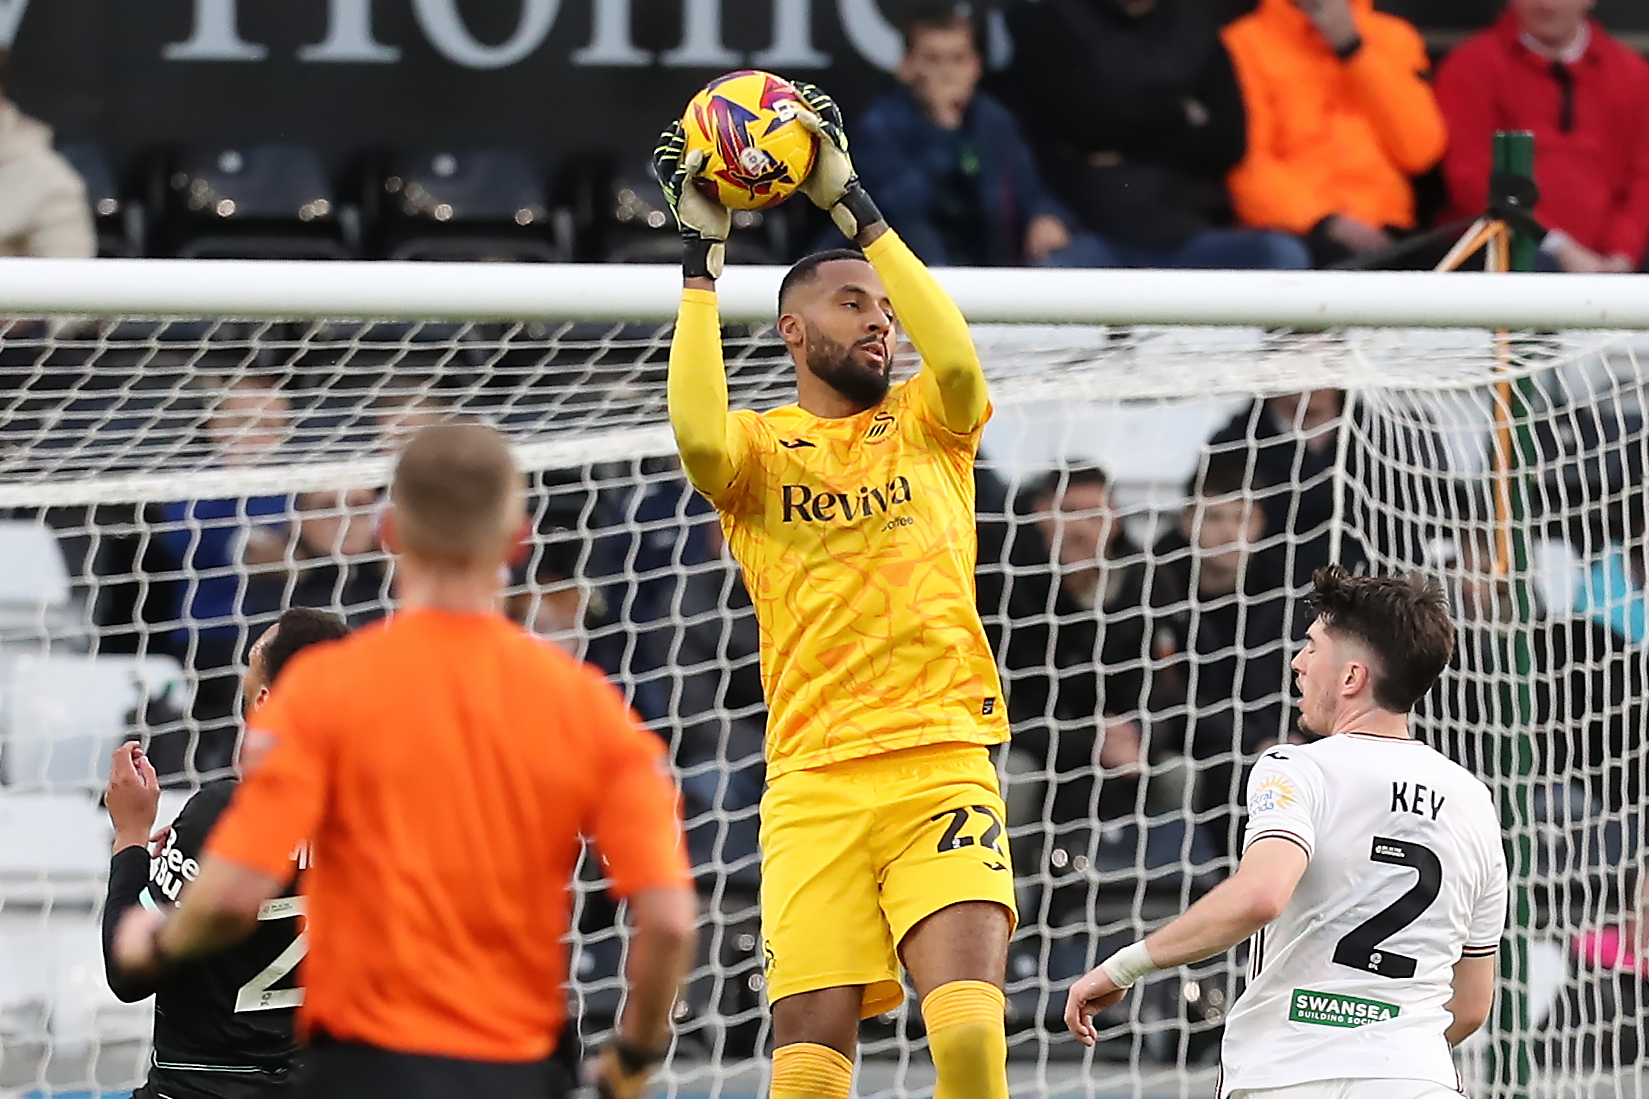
[1436,0,1649,273]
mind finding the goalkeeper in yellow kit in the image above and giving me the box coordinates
[656,83,1015,1099]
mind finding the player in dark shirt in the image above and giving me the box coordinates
[103,607,348,1099]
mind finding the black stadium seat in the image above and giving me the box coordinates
[152,143,354,260]
[57,142,136,257]
[368,148,564,262]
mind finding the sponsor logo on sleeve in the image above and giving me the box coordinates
[1289,989,1400,1029]
[1248,775,1297,816]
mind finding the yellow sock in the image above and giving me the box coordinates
[923,981,1009,1099]
[771,1042,853,1099]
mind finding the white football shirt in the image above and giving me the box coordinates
[1217,732,1508,1096]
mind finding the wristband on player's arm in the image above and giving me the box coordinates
[833,186,883,244]
[681,237,723,282]
[595,1035,665,1099]
[1098,941,1159,989]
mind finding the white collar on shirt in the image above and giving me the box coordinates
[1520,22,1591,65]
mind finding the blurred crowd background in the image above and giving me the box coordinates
[0,0,1646,1079]
[0,0,1646,273]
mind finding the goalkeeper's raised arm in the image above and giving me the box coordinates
[655,121,745,499]
[792,81,987,435]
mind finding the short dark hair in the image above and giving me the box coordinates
[1305,566,1455,713]
[778,248,867,315]
[1186,448,1255,503]
[1031,464,1110,507]
[263,606,349,686]
[900,3,975,51]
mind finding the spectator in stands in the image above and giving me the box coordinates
[851,5,1091,266]
[1206,388,1364,590]
[507,531,625,677]
[203,374,290,466]
[1437,0,1649,273]
[1000,0,1309,270]
[1149,450,1290,849]
[1000,466,1187,838]
[246,488,388,629]
[160,378,292,769]
[1222,0,1446,267]
[0,49,95,258]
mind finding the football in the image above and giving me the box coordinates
[681,70,817,211]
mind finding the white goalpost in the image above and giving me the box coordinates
[0,259,1644,1099]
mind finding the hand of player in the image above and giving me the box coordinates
[652,120,730,280]
[106,742,161,853]
[112,906,169,979]
[590,1038,662,1099]
[1063,966,1128,1046]
[791,81,883,241]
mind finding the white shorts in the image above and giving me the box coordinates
[1230,1081,1462,1099]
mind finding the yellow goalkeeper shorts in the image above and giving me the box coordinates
[758,742,1018,1018]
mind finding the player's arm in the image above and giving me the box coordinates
[112,665,330,978]
[1066,747,1321,1043]
[1065,838,1308,1043]
[793,82,987,435]
[579,665,697,1099]
[1446,826,1508,1046]
[1443,954,1497,1047]
[654,122,751,499]
[101,743,164,1001]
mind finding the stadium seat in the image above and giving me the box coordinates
[57,142,138,257]
[0,653,188,792]
[368,149,565,262]
[151,144,355,259]
[0,521,75,645]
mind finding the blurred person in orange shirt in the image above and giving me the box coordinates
[1222,0,1446,266]
[115,423,696,1099]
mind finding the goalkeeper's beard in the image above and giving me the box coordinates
[805,324,891,409]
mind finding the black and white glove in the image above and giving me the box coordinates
[790,81,883,241]
[653,120,731,280]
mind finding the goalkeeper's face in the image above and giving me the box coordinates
[782,259,895,409]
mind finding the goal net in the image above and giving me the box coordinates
[0,262,1644,1099]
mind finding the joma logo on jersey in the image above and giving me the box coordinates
[781,476,913,523]
[865,411,896,441]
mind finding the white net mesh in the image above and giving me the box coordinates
[0,313,1645,1098]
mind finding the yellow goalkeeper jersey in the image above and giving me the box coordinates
[669,232,1009,777]
[704,372,1007,775]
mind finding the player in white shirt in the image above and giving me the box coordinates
[1066,567,1509,1099]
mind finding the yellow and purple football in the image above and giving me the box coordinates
[682,70,818,211]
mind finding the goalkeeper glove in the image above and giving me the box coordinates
[592,1035,664,1099]
[791,81,883,241]
[652,120,731,280]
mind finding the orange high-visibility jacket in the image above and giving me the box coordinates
[1221,0,1446,235]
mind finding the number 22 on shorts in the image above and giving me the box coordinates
[931,805,1009,870]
